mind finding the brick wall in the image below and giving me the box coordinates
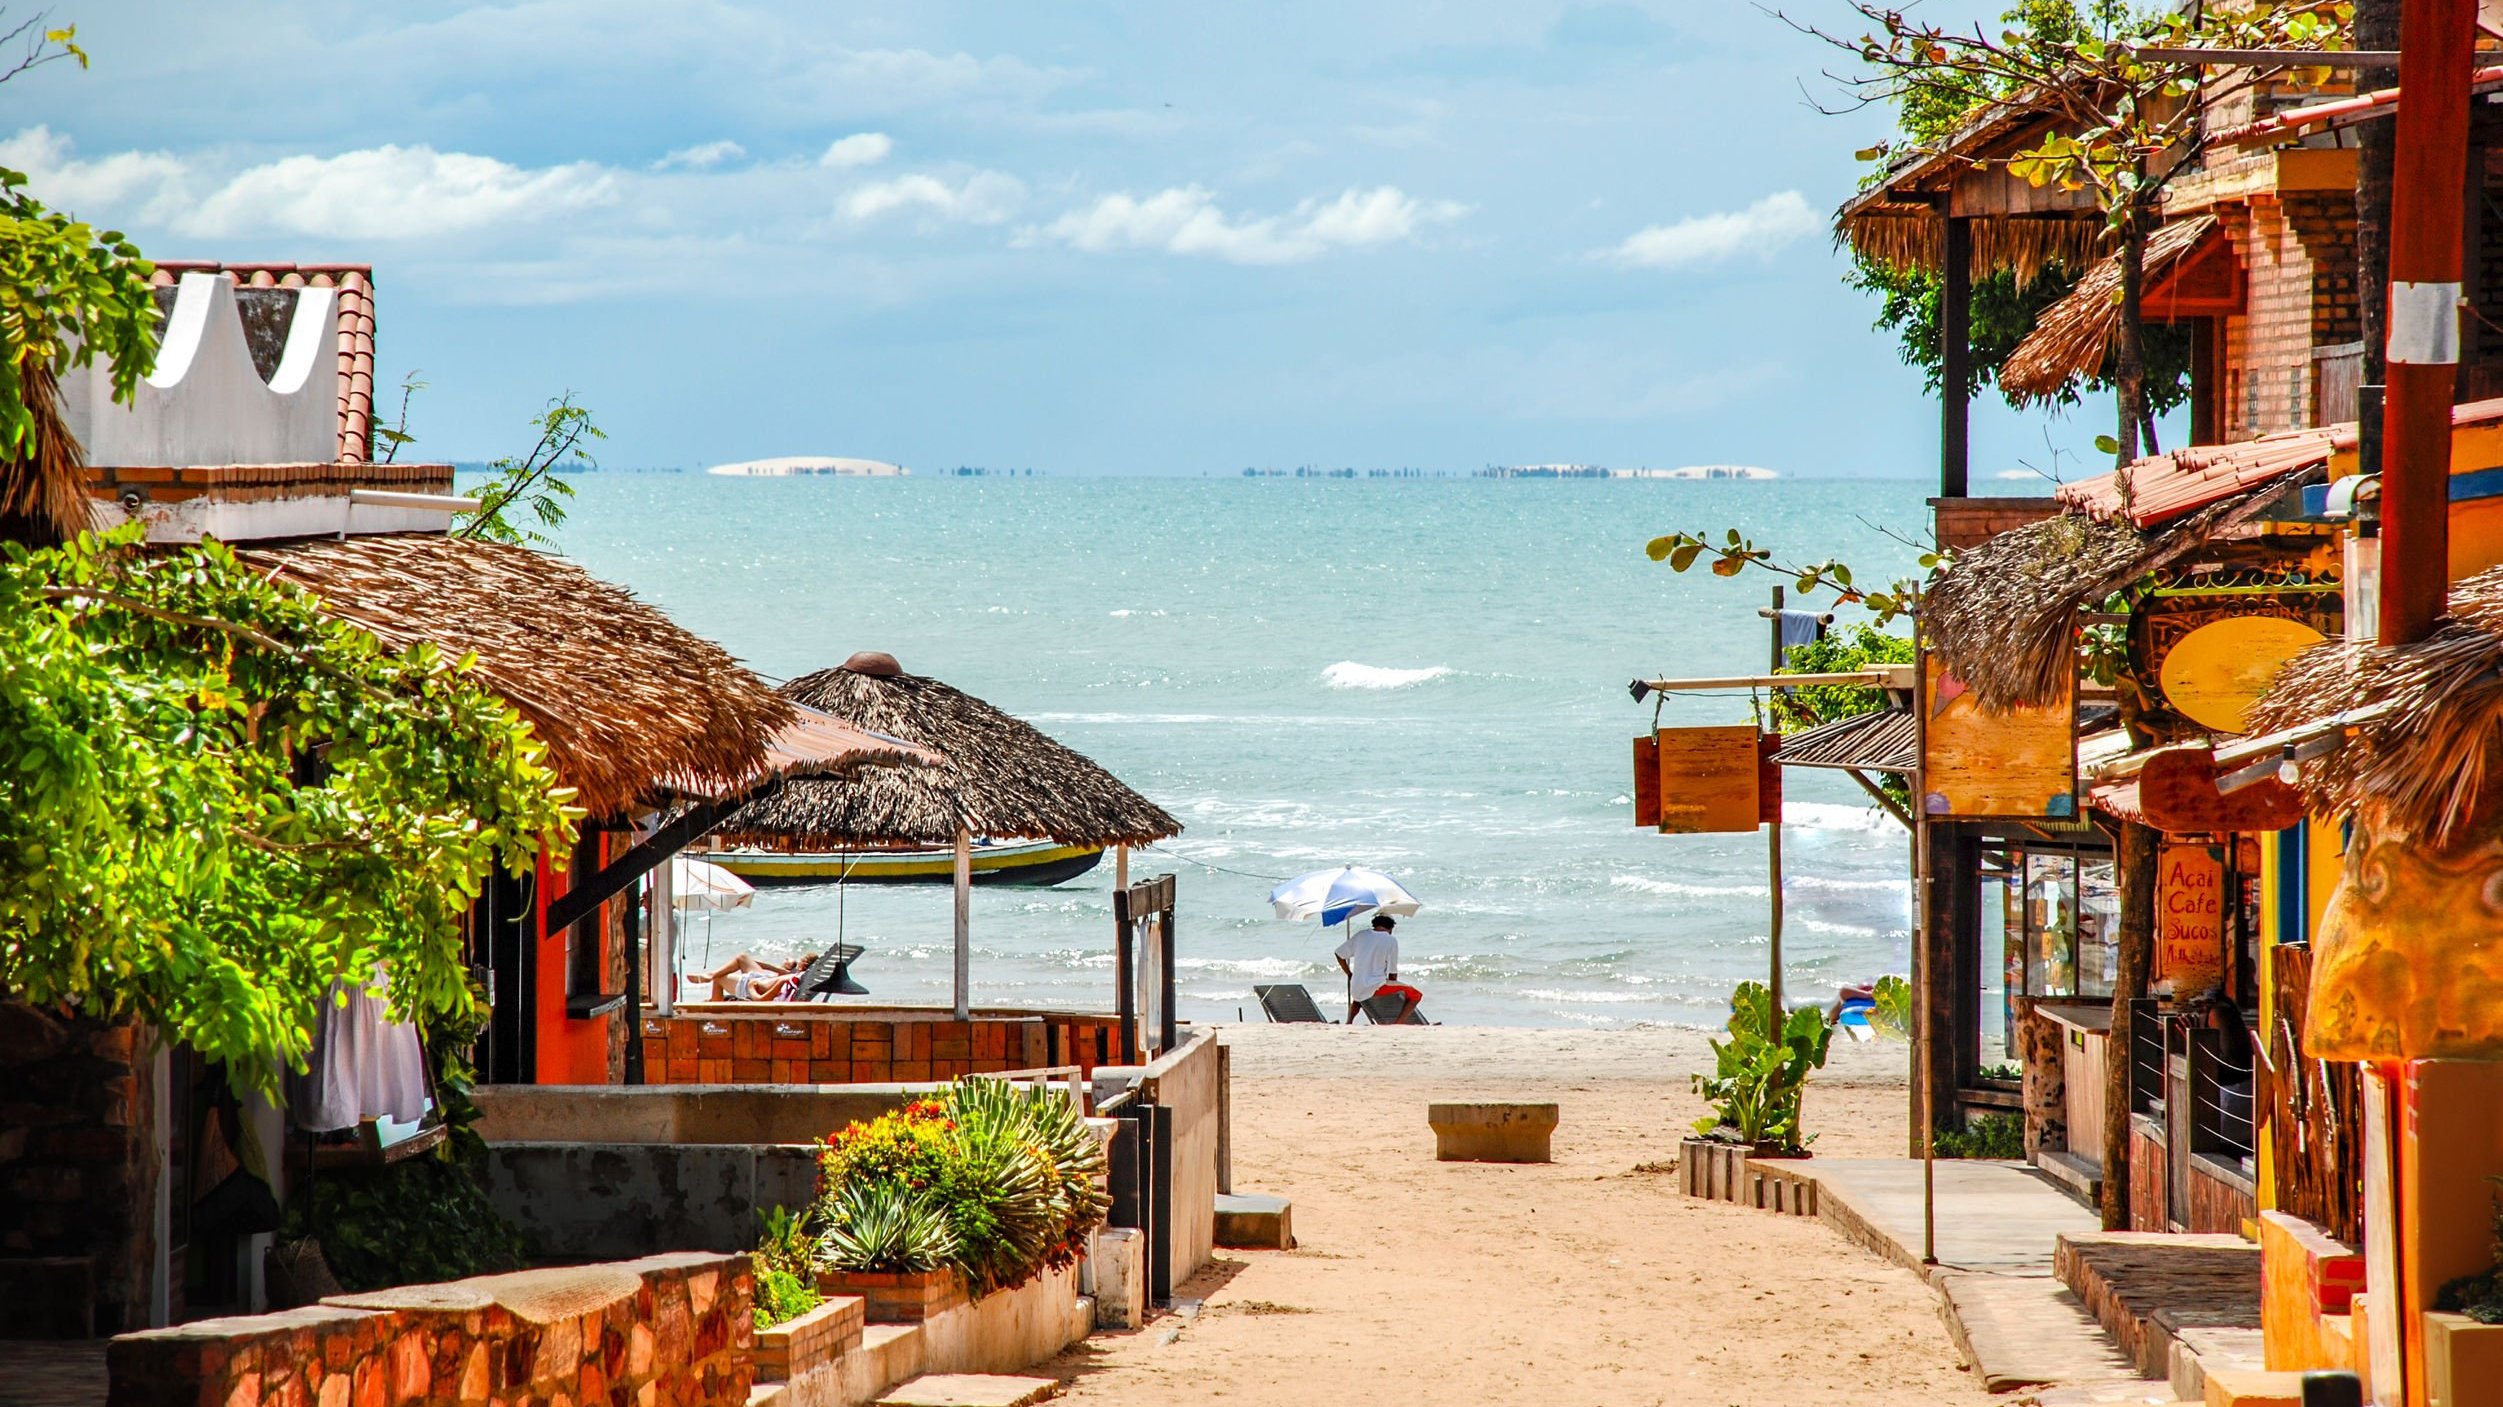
[1930,497,2059,552]
[639,1010,1117,1086]
[0,1004,158,1337]
[85,460,456,507]
[2219,196,2362,441]
[107,1252,751,1407]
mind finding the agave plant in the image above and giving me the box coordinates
[822,1180,956,1273]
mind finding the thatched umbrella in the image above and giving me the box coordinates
[716,651,1182,1017]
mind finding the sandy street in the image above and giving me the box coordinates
[1046,1024,1995,1407]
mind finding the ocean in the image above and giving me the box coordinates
[538,473,1931,1030]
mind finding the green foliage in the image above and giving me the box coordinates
[1978,1062,2023,1082]
[1770,625,1913,733]
[0,162,157,459]
[751,1204,824,1329]
[816,1080,1111,1296]
[1692,982,1836,1153]
[1644,528,1940,625]
[1933,1113,2027,1159]
[821,1179,958,1275]
[1869,974,1914,1040]
[279,1029,526,1293]
[459,393,600,547]
[0,529,575,1087]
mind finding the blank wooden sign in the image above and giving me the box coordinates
[1632,733,1662,828]
[1654,725,1762,834]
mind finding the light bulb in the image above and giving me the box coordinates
[2277,749,2300,785]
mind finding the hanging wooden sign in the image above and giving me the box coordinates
[2156,841,2227,996]
[1632,734,1662,829]
[2138,746,2306,834]
[2129,586,2340,734]
[1653,725,1762,834]
[1758,732,1784,826]
[1919,658,2078,820]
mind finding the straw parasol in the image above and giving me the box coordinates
[716,651,1182,1016]
[2247,567,2503,846]
[1999,215,2222,403]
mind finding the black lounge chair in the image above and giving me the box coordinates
[795,944,868,999]
[1253,984,1329,1023]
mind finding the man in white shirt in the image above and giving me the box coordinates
[1334,914,1400,1023]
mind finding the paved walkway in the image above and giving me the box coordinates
[1799,1159,2145,1393]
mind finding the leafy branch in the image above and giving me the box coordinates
[458,392,601,546]
[0,11,83,87]
[1645,527,1943,623]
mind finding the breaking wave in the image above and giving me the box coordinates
[1322,661,1453,690]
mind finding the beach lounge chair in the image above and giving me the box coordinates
[1253,984,1329,1023]
[795,944,869,999]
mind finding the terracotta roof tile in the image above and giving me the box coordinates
[148,260,378,464]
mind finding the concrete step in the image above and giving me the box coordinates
[877,1373,1060,1407]
[860,1323,928,1397]
[1213,1192,1293,1250]
[2198,1369,2307,1407]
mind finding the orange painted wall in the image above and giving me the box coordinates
[533,835,614,1085]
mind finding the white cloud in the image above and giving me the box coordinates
[185,145,617,239]
[655,139,745,171]
[843,170,1024,225]
[820,133,895,169]
[1035,184,1465,265]
[0,125,191,224]
[1607,190,1819,270]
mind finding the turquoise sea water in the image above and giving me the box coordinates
[538,474,1931,1029]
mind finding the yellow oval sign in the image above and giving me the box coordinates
[2157,615,2327,733]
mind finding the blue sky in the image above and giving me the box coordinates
[16,1,2135,479]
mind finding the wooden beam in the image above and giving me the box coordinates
[540,785,773,935]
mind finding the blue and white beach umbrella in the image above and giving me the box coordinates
[1268,865,1423,928]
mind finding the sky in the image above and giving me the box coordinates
[13,1,2148,479]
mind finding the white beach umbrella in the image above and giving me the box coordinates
[1268,865,1423,927]
[671,855,754,912]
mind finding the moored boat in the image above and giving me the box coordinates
[704,838,1104,887]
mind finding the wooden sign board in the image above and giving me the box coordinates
[2156,842,2226,995]
[1632,734,1662,828]
[2156,615,2327,734]
[1757,732,1784,827]
[1919,658,2078,820]
[1654,725,1761,834]
[2138,746,2306,834]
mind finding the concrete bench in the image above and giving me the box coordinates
[1427,1102,1558,1163]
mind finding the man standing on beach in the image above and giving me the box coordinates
[1335,913,1399,1023]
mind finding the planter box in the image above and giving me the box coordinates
[1678,1137,1813,1212]
[753,1292,865,1382]
[819,1266,969,1323]
[2426,1311,2503,1407]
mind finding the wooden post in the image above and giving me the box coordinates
[1941,215,1973,500]
[1912,602,1938,1262]
[1113,885,1138,1063]
[2102,819,2159,1231]
[1769,585,1785,1021]
[2379,0,2474,647]
[623,871,644,1085]
[953,826,973,1021]
[1115,844,1129,892]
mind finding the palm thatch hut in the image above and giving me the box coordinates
[1998,215,2227,404]
[2246,566,2503,846]
[716,651,1182,1016]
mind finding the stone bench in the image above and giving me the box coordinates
[1213,1193,1294,1250]
[1426,1102,1558,1163]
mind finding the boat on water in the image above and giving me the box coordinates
[703,839,1104,887]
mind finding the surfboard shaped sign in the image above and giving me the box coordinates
[2155,615,2327,735]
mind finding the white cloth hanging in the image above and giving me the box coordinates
[291,975,430,1133]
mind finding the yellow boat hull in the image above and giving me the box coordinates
[707,842,1104,888]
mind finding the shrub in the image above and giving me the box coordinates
[1691,981,1834,1153]
[751,1204,822,1329]
[815,1079,1110,1296]
[1933,1113,2026,1159]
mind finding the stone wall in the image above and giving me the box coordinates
[482,1143,820,1262]
[0,1003,157,1337]
[638,1010,1116,1086]
[107,1252,750,1407]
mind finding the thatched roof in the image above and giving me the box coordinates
[1834,87,2107,282]
[2000,216,2222,402]
[714,652,1183,849]
[237,534,912,818]
[2246,567,2503,844]
[1924,484,2302,711]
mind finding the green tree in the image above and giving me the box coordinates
[0,18,157,548]
[0,530,577,1084]
[459,394,601,547]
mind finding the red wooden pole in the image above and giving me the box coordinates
[2379,0,2477,645]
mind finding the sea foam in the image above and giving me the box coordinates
[1323,661,1454,689]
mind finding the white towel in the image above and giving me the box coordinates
[292,975,431,1133]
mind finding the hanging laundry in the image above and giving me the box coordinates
[289,975,430,1134]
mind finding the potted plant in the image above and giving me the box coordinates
[817,1181,966,1322]
[1688,981,1835,1159]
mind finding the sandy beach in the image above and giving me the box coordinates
[1047,1024,1991,1407]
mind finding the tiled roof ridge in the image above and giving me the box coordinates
[145,261,377,464]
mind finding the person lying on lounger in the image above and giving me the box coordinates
[700,953,814,1001]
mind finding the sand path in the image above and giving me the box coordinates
[1047,1025,1996,1407]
